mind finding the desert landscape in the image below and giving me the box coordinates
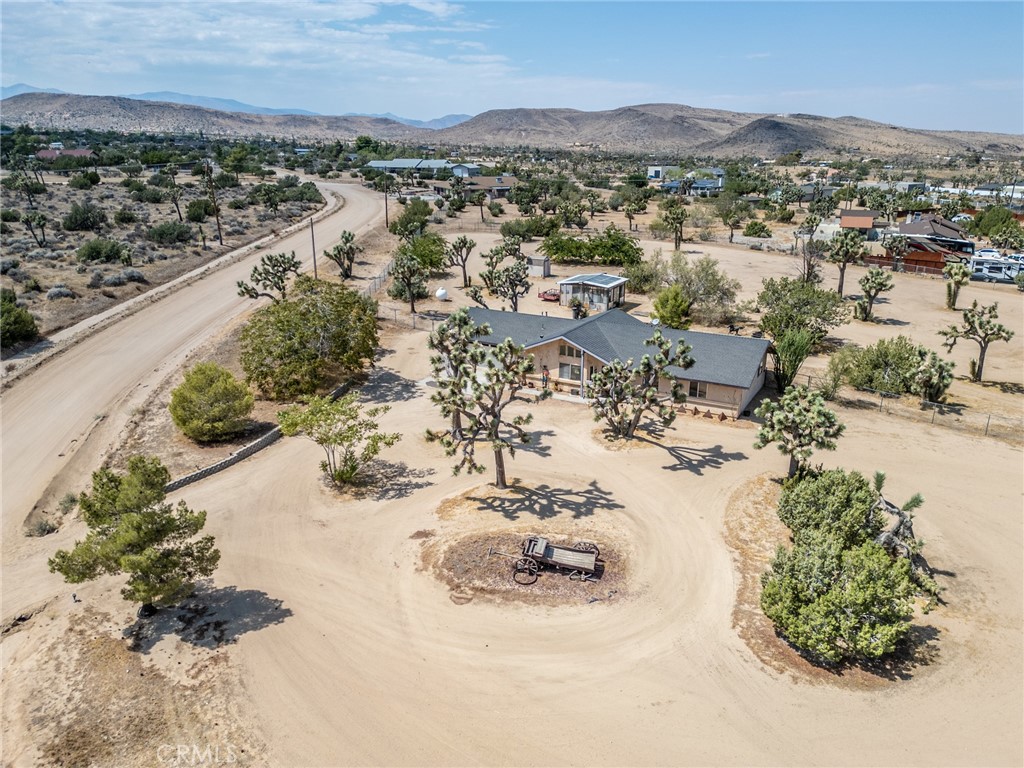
[2,176,1022,766]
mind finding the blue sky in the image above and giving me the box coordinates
[2,0,1022,133]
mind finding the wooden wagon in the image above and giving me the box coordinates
[490,536,601,585]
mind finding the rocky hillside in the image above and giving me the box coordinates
[2,93,1020,159]
[0,93,428,142]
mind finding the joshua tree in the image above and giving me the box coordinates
[938,300,1014,382]
[663,205,688,250]
[942,262,971,310]
[446,235,476,288]
[237,251,302,302]
[22,211,48,246]
[825,229,867,297]
[754,385,845,478]
[324,230,361,278]
[855,266,894,320]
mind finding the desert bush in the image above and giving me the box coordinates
[121,179,145,193]
[743,221,772,238]
[87,269,104,288]
[1,209,21,222]
[488,201,504,217]
[227,198,248,210]
[170,361,254,442]
[499,215,560,241]
[77,238,127,263]
[622,253,668,295]
[47,284,76,300]
[843,336,920,394]
[69,172,99,189]
[1,288,39,347]
[0,222,11,235]
[62,201,108,232]
[147,172,173,188]
[114,208,137,225]
[58,492,79,515]
[147,221,192,245]
[214,172,239,189]
[698,227,714,241]
[186,198,217,222]
[0,258,20,274]
[121,268,147,283]
[102,273,127,287]
[132,187,166,204]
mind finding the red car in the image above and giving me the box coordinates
[538,288,559,302]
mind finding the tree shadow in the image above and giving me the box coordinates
[514,428,556,458]
[976,379,1024,396]
[468,480,624,521]
[655,443,748,475]
[873,317,911,326]
[374,346,396,361]
[125,584,292,652]
[362,368,420,403]
[348,459,436,501]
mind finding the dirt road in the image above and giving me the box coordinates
[0,181,384,613]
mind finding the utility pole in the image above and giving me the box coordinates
[309,218,318,279]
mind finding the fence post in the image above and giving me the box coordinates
[931,406,937,424]
[985,414,991,436]
[879,393,884,411]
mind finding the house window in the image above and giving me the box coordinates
[559,363,581,380]
[688,381,707,399]
[558,344,582,359]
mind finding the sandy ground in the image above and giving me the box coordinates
[2,191,1023,766]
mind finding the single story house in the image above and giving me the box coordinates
[647,165,680,180]
[364,159,481,177]
[557,273,628,313]
[899,214,974,256]
[431,175,518,199]
[840,209,882,239]
[466,308,770,417]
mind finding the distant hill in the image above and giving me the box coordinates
[121,91,320,116]
[344,112,473,130]
[2,92,1020,160]
[1,83,66,100]
[0,93,428,142]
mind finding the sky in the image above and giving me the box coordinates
[2,0,1022,133]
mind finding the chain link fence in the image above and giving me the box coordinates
[790,373,1022,443]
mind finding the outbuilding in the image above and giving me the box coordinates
[557,273,628,313]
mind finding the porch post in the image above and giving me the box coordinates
[580,352,586,395]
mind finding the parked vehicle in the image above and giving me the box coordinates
[975,248,1002,258]
[538,288,560,302]
[970,256,1021,283]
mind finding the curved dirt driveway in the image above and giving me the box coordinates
[0,182,384,612]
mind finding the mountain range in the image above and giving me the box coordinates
[0,84,469,129]
[2,90,1021,160]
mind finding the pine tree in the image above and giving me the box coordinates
[49,456,220,611]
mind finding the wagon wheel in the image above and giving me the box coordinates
[574,541,600,559]
[513,557,539,585]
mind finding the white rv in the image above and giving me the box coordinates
[969,257,1021,283]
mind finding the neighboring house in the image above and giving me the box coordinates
[431,175,518,199]
[466,307,770,417]
[860,181,927,195]
[35,148,95,161]
[647,165,680,180]
[557,273,628,313]
[899,214,974,256]
[690,179,723,197]
[839,209,882,239]
[364,158,480,177]
[797,183,839,203]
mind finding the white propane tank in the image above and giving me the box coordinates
[435,287,449,301]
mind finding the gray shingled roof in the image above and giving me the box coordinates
[467,308,769,389]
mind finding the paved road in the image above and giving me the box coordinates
[0,181,384,614]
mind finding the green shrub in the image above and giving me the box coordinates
[652,284,691,329]
[499,215,560,241]
[132,187,165,204]
[227,198,248,210]
[147,172,173,188]
[169,361,254,442]
[214,172,239,189]
[62,201,108,232]
[0,289,38,348]
[114,208,137,225]
[743,220,772,238]
[186,198,217,222]
[77,238,127,263]
[69,172,99,189]
[623,255,668,295]
[488,201,504,217]
[844,336,921,394]
[1,209,21,222]
[121,179,145,193]
[147,221,193,245]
